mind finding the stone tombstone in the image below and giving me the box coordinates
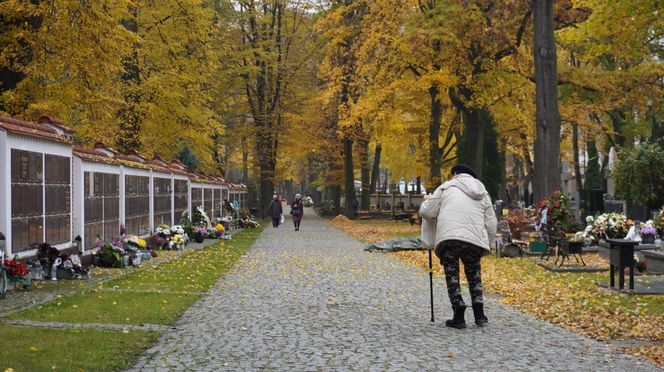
[604,199,626,214]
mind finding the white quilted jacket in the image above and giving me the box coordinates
[419,174,497,255]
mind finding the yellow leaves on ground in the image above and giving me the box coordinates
[333,219,664,368]
[331,217,420,244]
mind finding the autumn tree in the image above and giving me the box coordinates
[229,0,318,215]
[317,0,369,216]
[532,0,561,202]
[119,0,221,166]
[0,0,134,141]
[557,0,663,193]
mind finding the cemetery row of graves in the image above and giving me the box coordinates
[0,114,260,294]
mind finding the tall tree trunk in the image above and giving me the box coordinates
[328,185,341,213]
[533,0,561,202]
[117,11,141,153]
[357,136,371,210]
[651,111,663,141]
[241,135,249,184]
[522,142,534,206]
[343,137,356,217]
[369,143,382,193]
[457,107,491,179]
[608,110,626,147]
[482,115,501,198]
[499,144,508,200]
[416,176,421,194]
[255,117,278,218]
[584,138,601,189]
[601,152,609,192]
[511,154,523,205]
[428,84,443,189]
[572,124,583,192]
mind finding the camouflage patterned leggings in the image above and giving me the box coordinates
[436,240,484,308]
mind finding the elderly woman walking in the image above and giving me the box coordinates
[290,193,304,231]
[266,195,283,228]
[419,164,497,329]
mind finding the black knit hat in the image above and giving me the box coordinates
[451,164,478,179]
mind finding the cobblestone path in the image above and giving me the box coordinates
[132,210,659,371]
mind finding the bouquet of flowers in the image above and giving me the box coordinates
[654,209,664,234]
[155,225,171,237]
[588,213,630,240]
[151,224,173,249]
[124,235,147,250]
[536,190,577,232]
[241,218,261,229]
[37,243,62,270]
[172,234,185,245]
[505,209,530,239]
[192,206,212,229]
[193,226,209,235]
[4,259,29,280]
[170,225,185,236]
[96,239,125,268]
[569,231,586,243]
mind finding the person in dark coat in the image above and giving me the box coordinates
[266,195,283,228]
[290,193,304,231]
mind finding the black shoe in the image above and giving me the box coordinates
[472,303,488,327]
[445,306,466,329]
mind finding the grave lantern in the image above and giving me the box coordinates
[0,232,5,256]
[72,235,82,252]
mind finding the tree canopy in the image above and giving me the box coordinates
[0,0,661,211]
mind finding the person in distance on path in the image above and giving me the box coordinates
[266,195,283,228]
[419,164,497,329]
[290,193,304,231]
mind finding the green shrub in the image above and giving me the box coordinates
[613,142,664,209]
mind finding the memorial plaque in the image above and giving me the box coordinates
[604,200,626,214]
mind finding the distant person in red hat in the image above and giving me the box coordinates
[290,193,304,231]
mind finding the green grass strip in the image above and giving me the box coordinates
[10,227,260,325]
[10,290,199,325]
[2,227,262,372]
[0,324,159,372]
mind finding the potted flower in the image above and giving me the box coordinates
[505,209,530,240]
[38,243,61,278]
[568,232,585,254]
[171,234,185,249]
[641,225,657,244]
[154,225,171,249]
[4,258,30,288]
[215,224,225,238]
[152,235,167,250]
[170,225,185,236]
[96,239,125,268]
[654,209,664,236]
[536,190,577,232]
[193,226,208,243]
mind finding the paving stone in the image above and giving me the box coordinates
[131,210,661,371]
